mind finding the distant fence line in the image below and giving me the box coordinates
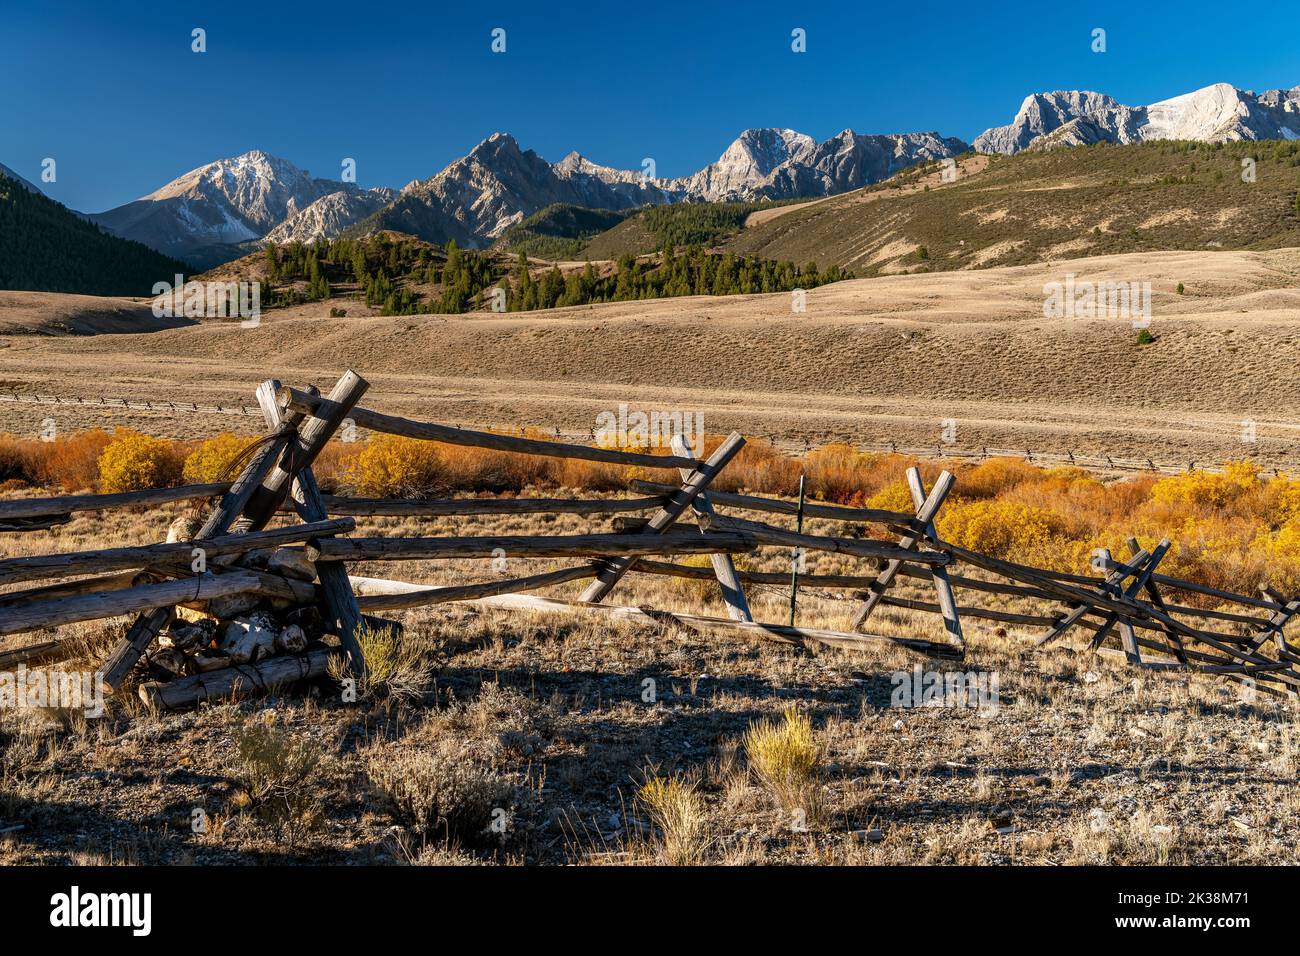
[0,391,262,419]
[0,389,1276,478]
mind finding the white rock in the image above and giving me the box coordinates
[193,651,233,673]
[218,613,279,664]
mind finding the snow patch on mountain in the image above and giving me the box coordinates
[266,187,397,244]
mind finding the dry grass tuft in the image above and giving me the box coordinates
[638,774,712,865]
[328,620,435,702]
[743,705,826,825]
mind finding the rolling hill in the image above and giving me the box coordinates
[723,140,1300,274]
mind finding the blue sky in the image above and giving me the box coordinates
[3,0,1298,213]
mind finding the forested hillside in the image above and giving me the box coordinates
[581,200,802,259]
[493,204,631,259]
[254,231,850,316]
[0,172,192,295]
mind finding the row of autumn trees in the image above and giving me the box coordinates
[260,233,851,316]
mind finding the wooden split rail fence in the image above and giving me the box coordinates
[1,369,1297,708]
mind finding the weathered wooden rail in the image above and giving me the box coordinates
[2,369,1297,710]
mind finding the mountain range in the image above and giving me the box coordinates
[84,150,396,269]
[347,128,967,252]
[75,127,967,265]
[6,81,1298,272]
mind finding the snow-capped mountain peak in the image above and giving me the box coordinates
[90,150,391,266]
[976,82,1300,154]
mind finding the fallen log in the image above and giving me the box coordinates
[138,646,338,710]
[308,530,756,562]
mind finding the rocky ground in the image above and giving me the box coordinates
[1,505,1295,866]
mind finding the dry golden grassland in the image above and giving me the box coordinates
[3,248,1300,469]
[1,432,1298,865]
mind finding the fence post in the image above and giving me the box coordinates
[789,475,805,627]
[850,468,956,633]
[256,378,369,680]
[668,434,752,623]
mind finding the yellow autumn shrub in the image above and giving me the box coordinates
[349,434,446,497]
[1263,474,1300,525]
[1253,520,1300,594]
[866,479,916,513]
[1159,517,1266,596]
[183,432,253,483]
[953,457,1042,499]
[97,429,185,492]
[937,499,1067,559]
[1150,461,1261,511]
